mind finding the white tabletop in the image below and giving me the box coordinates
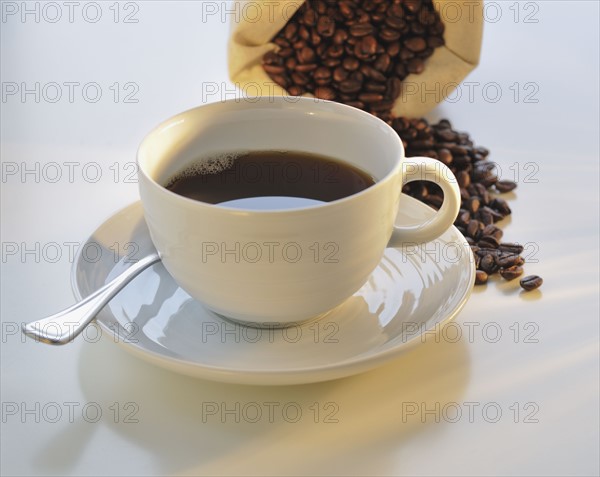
[1,2,599,476]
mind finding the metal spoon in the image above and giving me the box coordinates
[22,251,161,345]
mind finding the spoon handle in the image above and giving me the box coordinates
[22,252,161,345]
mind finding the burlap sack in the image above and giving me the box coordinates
[228,0,483,117]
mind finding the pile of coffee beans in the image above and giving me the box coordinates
[392,117,542,291]
[262,0,444,120]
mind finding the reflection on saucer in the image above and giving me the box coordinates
[73,199,475,385]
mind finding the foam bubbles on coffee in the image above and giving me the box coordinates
[167,152,239,181]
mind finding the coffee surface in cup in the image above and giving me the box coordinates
[165,150,375,209]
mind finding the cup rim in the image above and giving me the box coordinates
[136,96,405,214]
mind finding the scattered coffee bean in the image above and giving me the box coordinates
[480,254,497,274]
[478,236,500,249]
[499,243,524,254]
[496,180,518,193]
[475,270,488,285]
[496,253,521,269]
[520,275,543,291]
[264,5,541,296]
[392,117,542,289]
[499,266,524,281]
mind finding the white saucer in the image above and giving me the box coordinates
[72,199,475,385]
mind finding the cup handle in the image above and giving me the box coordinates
[388,156,461,247]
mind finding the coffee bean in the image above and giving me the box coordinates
[295,63,318,73]
[275,37,291,49]
[460,188,470,201]
[333,29,348,45]
[458,210,471,226]
[285,58,297,71]
[311,30,322,46]
[263,64,286,75]
[482,224,503,240]
[314,67,332,84]
[399,48,415,61]
[284,23,298,41]
[478,208,494,225]
[500,266,524,281]
[349,23,374,37]
[299,25,310,41]
[436,129,457,142]
[323,58,342,68]
[327,44,345,58]
[475,146,489,157]
[404,37,427,52]
[496,180,518,193]
[317,16,335,37]
[263,51,280,65]
[475,270,488,285]
[387,42,401,56]
[389,3,405,17]
[339,1,354,19]
[491,197,511,215]
[386,78,402,99]
[287,85,303,96]
[343,57,360,71]
[481,206,504,222]
[425,195,443,209]
[365,82,387,93]
[280,47,296,58]
[271,74,288,88]
[298,46,316,63]
[467,220,480,239]
[303,8,316,26]
[338,79,362,94]
[520,275,543,291]
[380,28,401,42]
[314,86,336,100]
[359,35,378,56]
[437,148,452,165]
[405,0,422,14]
[333,67,349,82]
[450,144,470,156]
[499,243,524,254]
[478,236,500,249]
[428,36,444,48]
[293,39,306,50]
[468,196,480,213]
[480,254,497,274]
[457,170,470,188]
[496,253,521,269]
[385,15,406,30]
[291,72,309,86]
[407,58,425,74]
[476,248,501,258]
[359,93,384,103]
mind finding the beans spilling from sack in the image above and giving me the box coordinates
[262,0,444,121]
[393,117,542,290]
[261,0,543,291]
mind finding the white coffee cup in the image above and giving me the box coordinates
[137,97,461,326]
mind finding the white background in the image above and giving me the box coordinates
[1,1,599,476]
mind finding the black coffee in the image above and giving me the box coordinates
[164,150,375,209]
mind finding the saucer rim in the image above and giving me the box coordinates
[71,199,475,384]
